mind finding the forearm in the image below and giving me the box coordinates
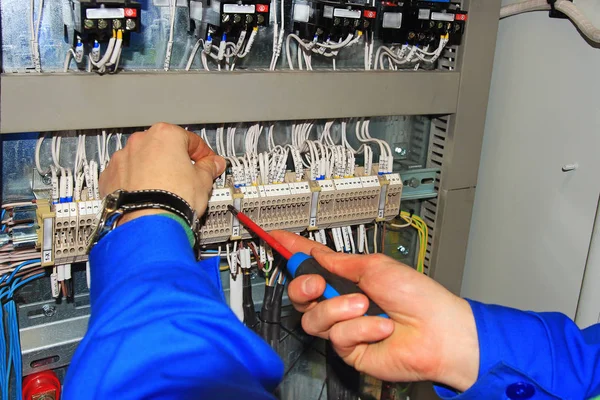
[63,216,283,399]
[436,300,600,399]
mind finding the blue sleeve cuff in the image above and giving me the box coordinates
[434,300,600,400]
[65,216,283,399]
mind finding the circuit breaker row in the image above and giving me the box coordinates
[198,173,403,245]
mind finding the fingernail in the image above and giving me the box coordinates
[379,319,394,334]
[302,276,316,295]
[213,156,226,175]
[349,294,367,311]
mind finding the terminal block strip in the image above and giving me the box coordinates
[37,175,404,254]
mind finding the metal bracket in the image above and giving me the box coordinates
[400,168,440,201]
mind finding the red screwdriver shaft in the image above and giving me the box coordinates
[227,205,293,260]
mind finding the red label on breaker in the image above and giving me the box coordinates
[363,10,377,19]
[125,8,137,17]
[455,13,467,21]
[256,4,269,12]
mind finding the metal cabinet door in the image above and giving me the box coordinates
[461,11,600,318]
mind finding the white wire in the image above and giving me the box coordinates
[90,37,116,69]
[35,135,50,176]
[51,136,62,169]
[185,39,204,71]
[30,0,44,72]
[164,0,177,71]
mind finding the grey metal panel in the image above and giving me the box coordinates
[427,0,502,300]
[438,0,502,191]
[429,187,476,296]
[0,71,460,133]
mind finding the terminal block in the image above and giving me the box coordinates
[381,173,403,220]
[51,200,101,265]
[36,200,55,267]
[198,188,234,245]
[239,186,261,238]
[256,182,312,232]
[315,179,336,228]
[378,1,467,46]
[330,176,382,228]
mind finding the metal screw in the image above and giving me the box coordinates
[250,270,258,280]
[97,19,108,30]
[126,18,136,30]
[84,19,94,29]
[42,304,56,317]
[113,19,122,29]
[257,15,265,24]
[409,177,420,188]
[397,245,409,256]
[41,174,52,185]
[394,146,407,157]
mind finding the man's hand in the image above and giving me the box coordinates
[99,123,226,224]
[271,230,480,392]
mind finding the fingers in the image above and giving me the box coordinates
[270,230,333,255]
[146,122,217,164]
[288,275,326,312]
[301,293,368,339]
[329,317,394,358]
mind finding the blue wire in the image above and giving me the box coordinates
[0,209,5,232]
[0,299,6,400]
[0,264,44,397]
[6,259,41,284]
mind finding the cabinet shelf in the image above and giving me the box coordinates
[0,70,460,133]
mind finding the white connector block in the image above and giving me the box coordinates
[198,188,234,245]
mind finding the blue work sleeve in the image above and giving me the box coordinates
[63,216,283,400]
[435,300,600,400]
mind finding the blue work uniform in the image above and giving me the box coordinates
[63,216,600,399]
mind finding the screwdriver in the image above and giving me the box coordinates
[227,205,387,317]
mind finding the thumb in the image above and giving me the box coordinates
[194,155,226,181]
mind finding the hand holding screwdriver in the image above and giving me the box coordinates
[270,230,480,393]
[227,205,386,317]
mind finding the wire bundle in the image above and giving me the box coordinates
[394,211,428,274]
[186,27,260,71]
[0,260,45,399]
[374,34,449,71]
[286,32,363,70]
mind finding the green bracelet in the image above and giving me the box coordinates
[158,213,196,248]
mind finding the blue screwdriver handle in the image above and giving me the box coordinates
[287,253,388,318]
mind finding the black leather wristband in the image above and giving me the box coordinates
[88,189,199,252]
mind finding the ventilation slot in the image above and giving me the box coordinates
[420,116,450,274]
[437,45,458,71]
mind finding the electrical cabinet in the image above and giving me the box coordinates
[0,1,502,399]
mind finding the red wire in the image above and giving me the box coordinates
[233,209,293,260]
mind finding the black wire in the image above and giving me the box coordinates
[317,379,327,400]
[278,324,326,358]
[282,336,320,378]
[243,273,258,329]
